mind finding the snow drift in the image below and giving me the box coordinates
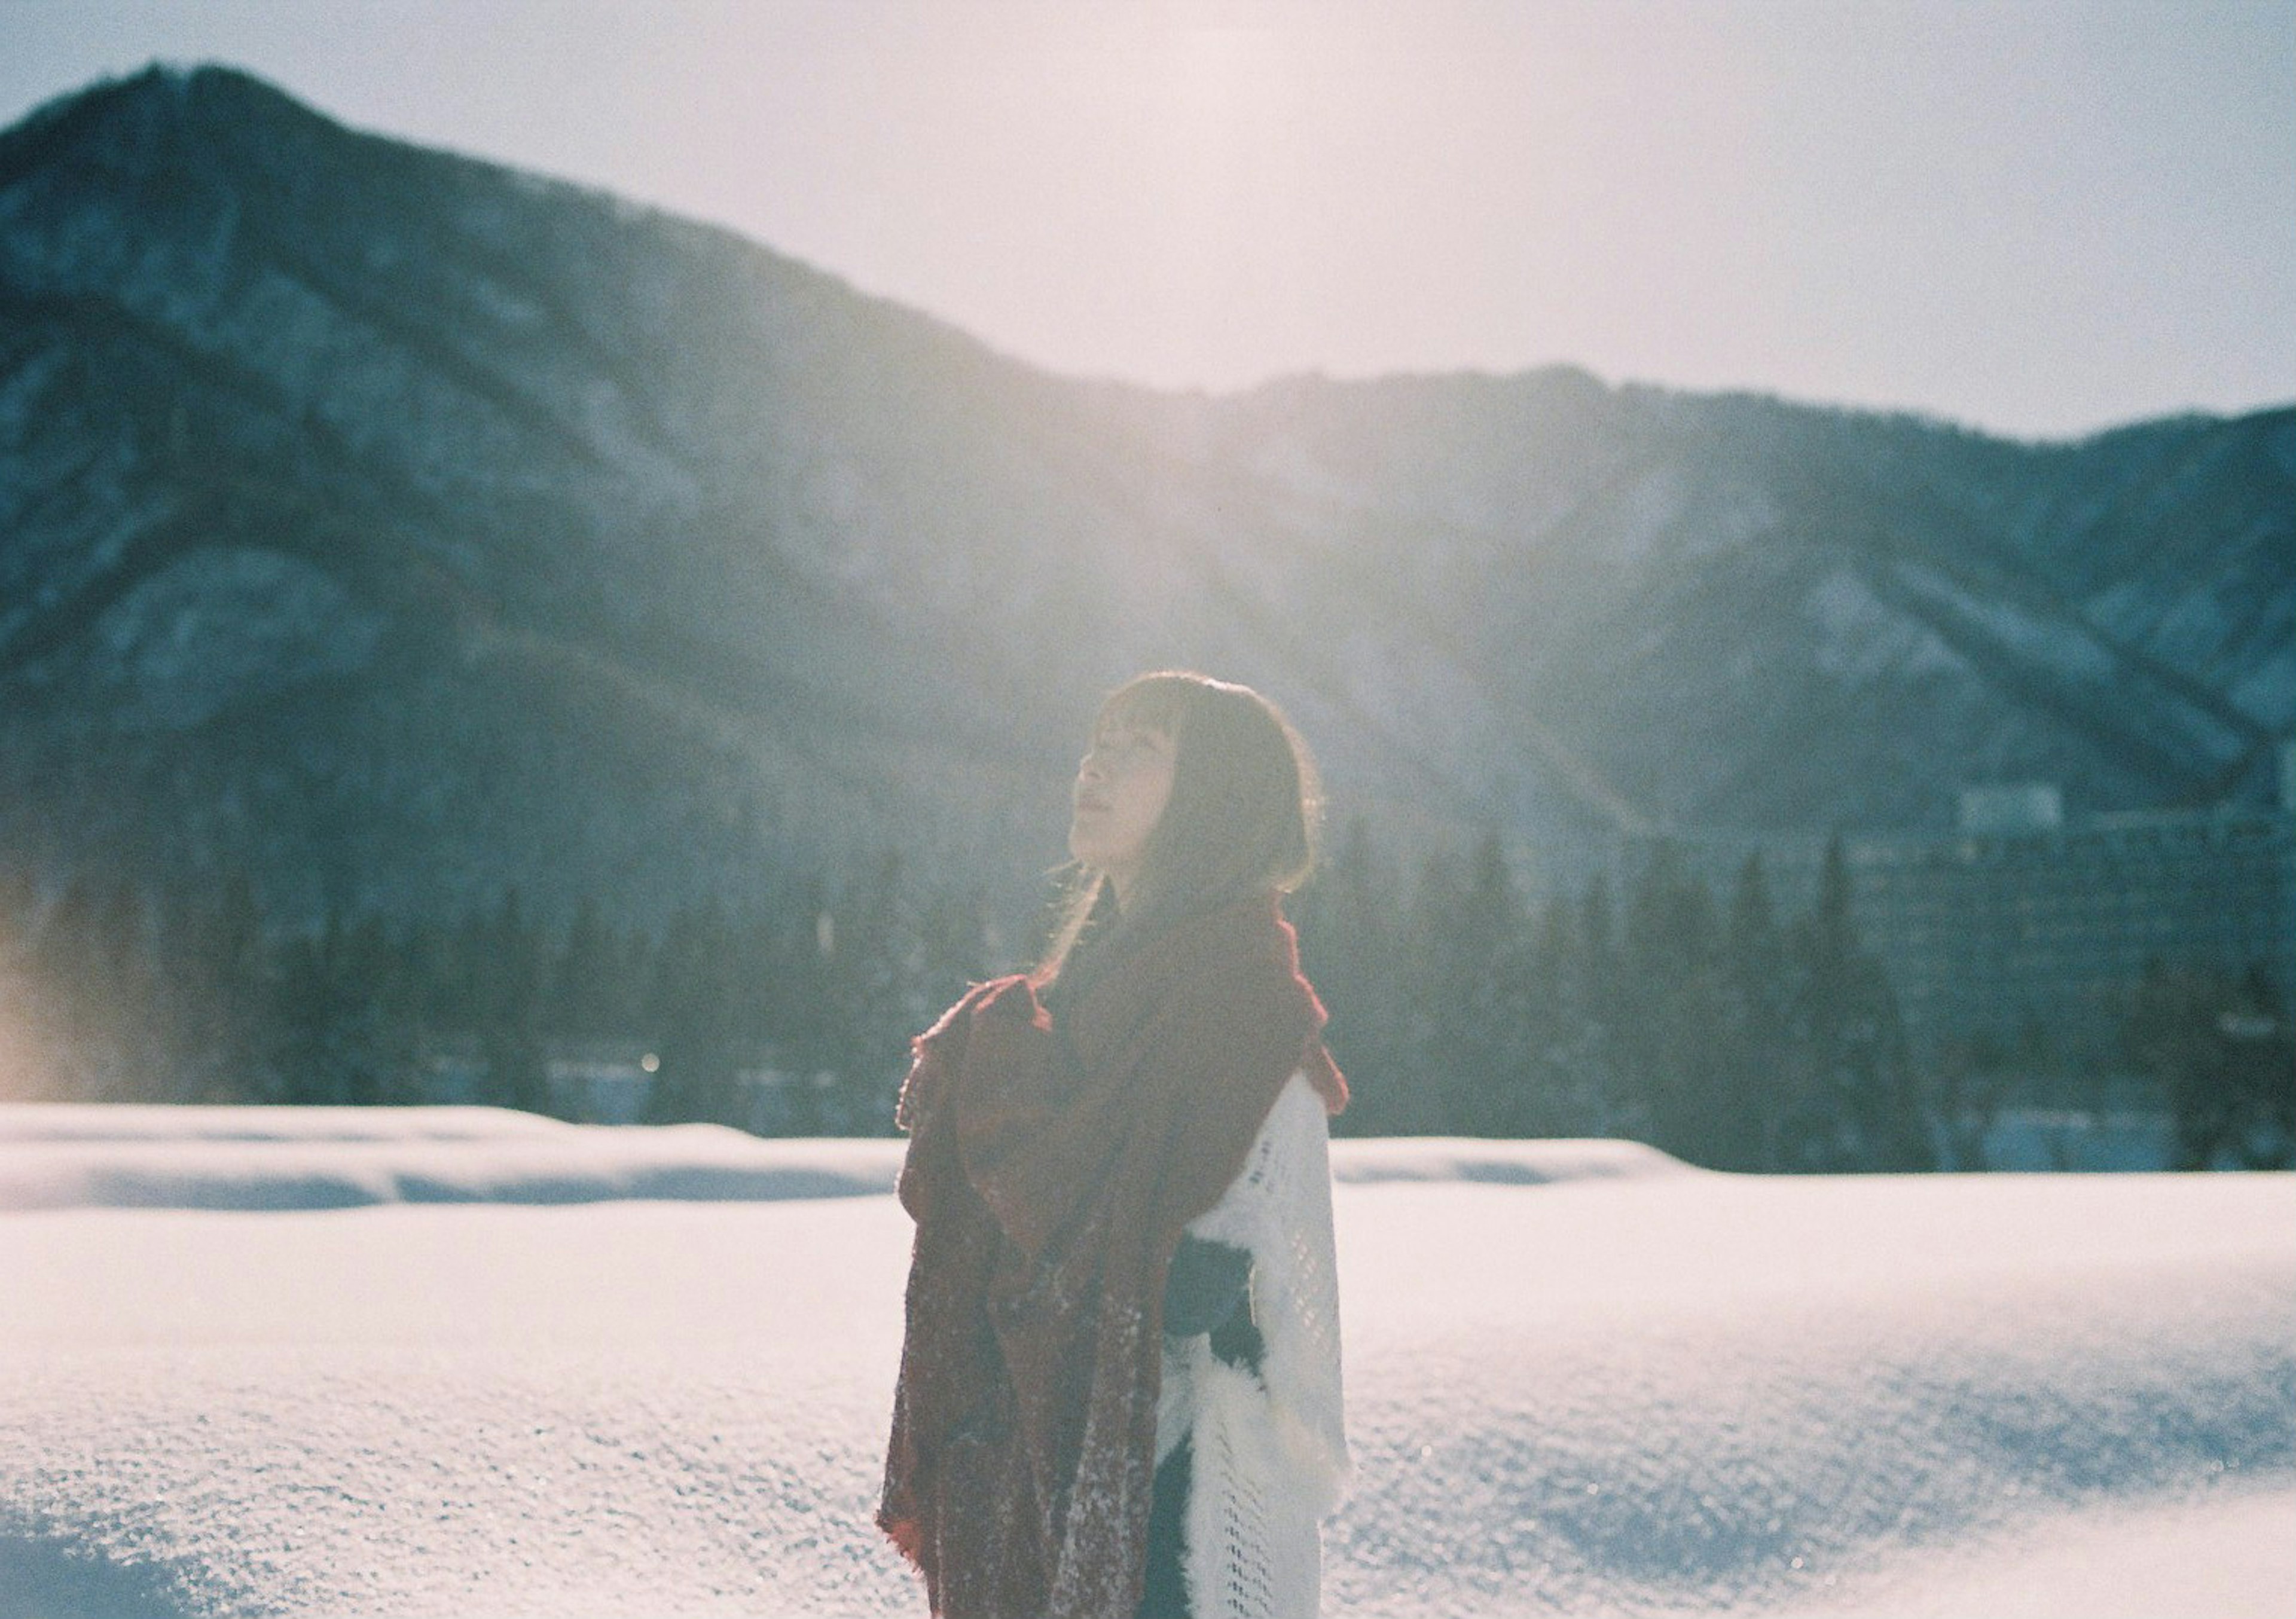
[1,1105,2289,1617]
[0,1106,1689,1211]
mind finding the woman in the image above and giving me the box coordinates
[879,671,1351,1619]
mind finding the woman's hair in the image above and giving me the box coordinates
[1037,670,1322,985]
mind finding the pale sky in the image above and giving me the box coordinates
[2,0,2291,439]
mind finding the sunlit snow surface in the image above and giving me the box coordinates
[1,1106,2290,1618]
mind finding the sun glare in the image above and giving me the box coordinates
[1128,22,1310,370]
[1156,24,1269,140]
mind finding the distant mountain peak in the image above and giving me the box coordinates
[3,62,328,174]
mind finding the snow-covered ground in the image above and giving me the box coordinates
[2,1105,2290,1618]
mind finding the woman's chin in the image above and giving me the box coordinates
[1069,823,1114,869]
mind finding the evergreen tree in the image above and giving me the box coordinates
[1392,846,1464,1136]
[1519,890,1604,1136]
[1713,853,1791,1169]
[210,867,269,1098]
[726,899,786,1059]
[1617,842,1728,1163]
[26,877,163,1102]
[0,868,37,1099]
[22,878,93,1099]
[98,879,170,1101]
[2225,963,2295,1170]
[1564,869,1625,1135]
[155,867,271,1103]
[270,906,410,1107]
[1292,818,1408,1136]
[1780,836,1931,1172]
[2129,959,2295,1170]
[431,906,492,1040]
[643,898,746,1127]
[545,896,625,1044]
[823,850,947,1135]
[392,913,453,1092]
[1425,829,1538,1136]
[341,912,426,1104]
[475,889,550,1115]
[916,881,993,1024]
[775,875,843,1131]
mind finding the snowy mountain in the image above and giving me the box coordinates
[3,65,2291,921]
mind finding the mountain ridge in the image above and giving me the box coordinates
[2,63,2290,924]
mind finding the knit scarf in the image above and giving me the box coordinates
[878,890,1345,1618]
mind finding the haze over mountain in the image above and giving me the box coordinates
[2,65,2291,925]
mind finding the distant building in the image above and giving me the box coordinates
[1621,743,2296,1066]
[1856,796,2293,1063]
[1955,783,2063,837]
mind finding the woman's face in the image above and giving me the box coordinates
[1069,721,1176,902]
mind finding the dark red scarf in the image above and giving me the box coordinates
[878,890,1344,1618]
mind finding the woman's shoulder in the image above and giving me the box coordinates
[1216,1073,1333,1210]
[919,973,1038,1041]
[1183,1070,1338,1256]
[1259,1073,1339,1172]
[1270,1070,1331,1129]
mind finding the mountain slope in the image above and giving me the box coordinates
[1,65,2289,923]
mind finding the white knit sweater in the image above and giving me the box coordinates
[1155,1072,1349,1619]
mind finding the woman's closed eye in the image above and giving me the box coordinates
[1085,731,1168,774]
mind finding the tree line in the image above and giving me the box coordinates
[2,830,2286,1169]
[1295,827,1939,1170]
[0,857,993,1137]
[1294,825,2289,1171]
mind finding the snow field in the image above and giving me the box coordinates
[1,1106,2291,1617]
[1330,1175,2294,1616]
